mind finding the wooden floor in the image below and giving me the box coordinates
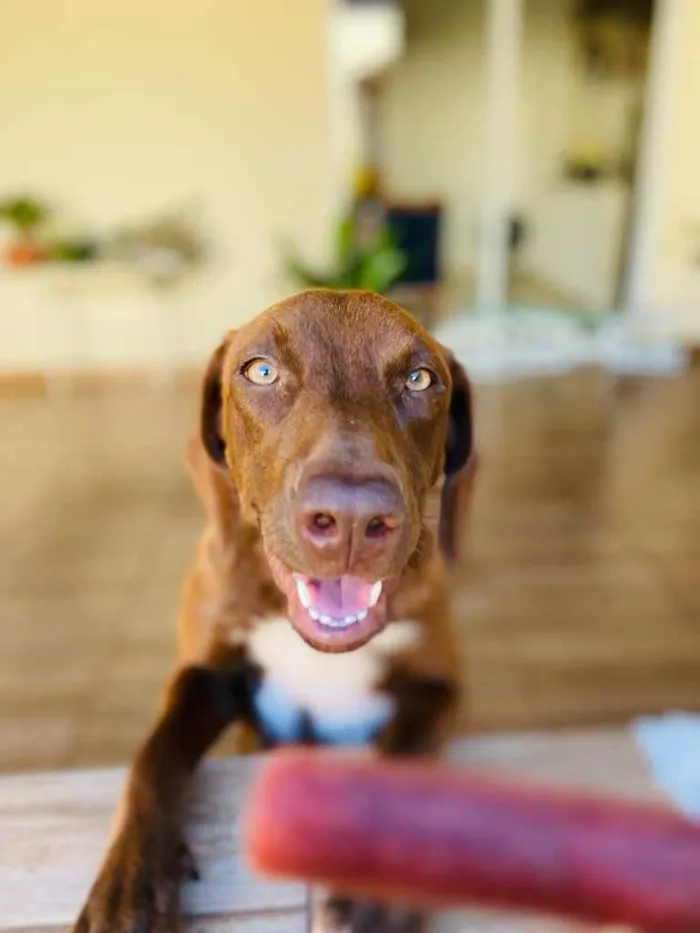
[1,366,699,773]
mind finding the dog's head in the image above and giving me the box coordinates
[200,290,473,653]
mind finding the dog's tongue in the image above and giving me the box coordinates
[301,575,380,617]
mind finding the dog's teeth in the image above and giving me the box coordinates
[313,613,363,629]
[369,582,382,606]
[296,578,313,609]
[306,599,369,629]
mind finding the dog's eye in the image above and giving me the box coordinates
[405,368,433,392]
[243,359,279,385]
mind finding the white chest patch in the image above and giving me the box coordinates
[248,619,421,747]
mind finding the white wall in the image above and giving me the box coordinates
[327,0,405,211]
[513,0,578,215]
[0,0,336,371]
[378,0,487,297]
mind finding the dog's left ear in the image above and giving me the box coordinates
[439,349,477,564]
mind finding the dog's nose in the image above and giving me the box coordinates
[294,474,405,567]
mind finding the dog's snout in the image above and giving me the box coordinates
[294,474,405,569]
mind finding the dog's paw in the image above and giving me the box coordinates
[315,896,425,933]
[74,824,198,933]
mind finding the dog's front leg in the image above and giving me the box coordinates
[377,670,459,758]
[74,659,257,933]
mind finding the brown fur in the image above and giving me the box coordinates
[74,290,475,933]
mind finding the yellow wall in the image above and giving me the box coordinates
[0,0,336,369]
[648,0,700,340]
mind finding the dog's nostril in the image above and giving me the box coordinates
[311,512,336,533]
[365,516,391,538]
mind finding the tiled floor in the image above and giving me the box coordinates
[1,367,699,773]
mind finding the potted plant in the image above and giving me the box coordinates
[0,196,52,267]
[284,213,406,295]
[283,166,407,295]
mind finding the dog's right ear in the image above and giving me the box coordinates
[439,348,477,564]
[200,339,229,467]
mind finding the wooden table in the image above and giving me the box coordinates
[0,728,662,933]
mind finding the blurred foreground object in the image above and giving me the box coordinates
[247,748,700,932]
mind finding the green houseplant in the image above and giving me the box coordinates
[283,209,407,296]
[0,195,51,233]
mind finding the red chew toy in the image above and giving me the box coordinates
[245,748,700,932]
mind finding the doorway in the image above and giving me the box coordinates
[506,0,655,327]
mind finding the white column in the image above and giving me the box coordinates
[476,0,523,314]
[621,0,680,322]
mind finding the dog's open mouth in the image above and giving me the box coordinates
[267,556,387,652]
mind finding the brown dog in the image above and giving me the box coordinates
[75,289,475,933]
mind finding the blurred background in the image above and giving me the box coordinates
[0,0,698,774]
